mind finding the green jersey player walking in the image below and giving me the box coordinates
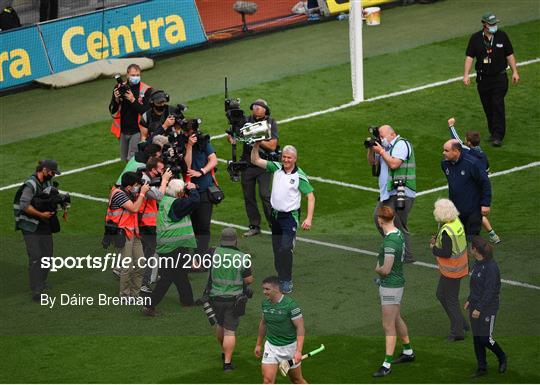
[373,206,415,377]
[254,276,307,384]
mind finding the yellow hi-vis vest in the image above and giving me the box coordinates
[435,218,469,278]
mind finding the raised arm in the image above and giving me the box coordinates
[251,142,268,169]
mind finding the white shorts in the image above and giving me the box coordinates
[379,286,404,305]
[262,341,300,369]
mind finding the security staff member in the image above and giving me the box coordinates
[442,140,491,239]
[368,125,416,263]
[142,179,200,316]
[430,198,469,342]
[465,236,507,377]
[109,64,153,161]
[207,228,253,371]
[228,99,279,237]
[139,90,175,142]
[13,160,61,301]
[251,143,315,294]
[464,12,520,147]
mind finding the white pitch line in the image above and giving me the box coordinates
[1,58,539,193]
[416,161,540,197]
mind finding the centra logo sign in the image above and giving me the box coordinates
[62,14,187,64]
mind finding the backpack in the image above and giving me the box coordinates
[0,7,21,31]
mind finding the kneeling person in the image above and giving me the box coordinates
[254,276,307,384]
[207,228,253,371]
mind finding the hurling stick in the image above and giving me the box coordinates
[279,344,325,376]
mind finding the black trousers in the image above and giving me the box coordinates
[22,230,53,293]
[39,0,58,22]
[140,227,157,286]
[459,210,482,241]
[270,211,297,282]
[477,73,508,141]
[150,248,194,308]
[470,311,506,370]
[436,275,468,338]
[190,190,213,254]
[241,166,273,229]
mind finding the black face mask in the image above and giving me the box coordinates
[154,105,167,113]
[44,173,54,181]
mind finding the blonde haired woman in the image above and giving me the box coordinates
[430,198,470,342]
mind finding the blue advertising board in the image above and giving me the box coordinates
[0,0,207,89]
[0,26,52,89]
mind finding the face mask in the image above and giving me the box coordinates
[487,25,498,34]
[131,186,140,194]
[44,173,54,181]
[154,105,166,113]
[381,138,389,147]
[129,76,140,85]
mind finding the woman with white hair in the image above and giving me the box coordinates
[429,198,470,342]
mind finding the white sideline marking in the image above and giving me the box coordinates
[1,58,538,193]
[50,194,540,291]
[416,161,540,197]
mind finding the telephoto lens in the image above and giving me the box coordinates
[202,301,218,326]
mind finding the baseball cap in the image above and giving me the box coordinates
[40,159,61,175]
[220,227,237,247]
[250,99,270,115]
[150,90,169,104]
[482,12,499,25]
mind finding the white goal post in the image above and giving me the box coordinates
[349,0,364,102]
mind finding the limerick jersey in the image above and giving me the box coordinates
[378,229,405,288]
[266,162,314,213]
[262,295,302,346]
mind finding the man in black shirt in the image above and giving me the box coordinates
[464,12,520,147]
[139,90,175,143]
[109,64,153,161]
[228,99,279,237]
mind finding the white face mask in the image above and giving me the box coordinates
[381,138,390,148]
[131,186,140,194]
[488,25,498,34]
[129,75,141,85]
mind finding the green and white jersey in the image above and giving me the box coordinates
[266,162,314,213]
[262,295,302,346]
[377,229,405,288]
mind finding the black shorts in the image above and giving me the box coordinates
[211,298,240,332]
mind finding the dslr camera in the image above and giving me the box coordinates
[32,182,71,212]
[363,125,381,148]
[114,74,129,97]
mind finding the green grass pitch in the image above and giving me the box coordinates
[1,2,539,383]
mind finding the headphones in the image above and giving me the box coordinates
[149,90,170,104]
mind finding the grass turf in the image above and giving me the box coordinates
[0,6,539,384]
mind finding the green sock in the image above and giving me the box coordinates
[403,343,412,350]
[384,355,393,364]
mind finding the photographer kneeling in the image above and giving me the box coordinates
[142,179,200,316]
[204,228,253,371]
[367,125,416,263]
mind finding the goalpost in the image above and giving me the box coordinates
[349,0,364,102]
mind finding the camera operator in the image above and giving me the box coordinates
[142,179,200,316]
[115,136,168,186]
[367,125,416,263]
[228,99,278,237]
[138,157,173,294]
[13,160,62,301]
[200,228,254,371]
[109,64,153,161]
[105,172,150,297]
[139,90,175,143]
[251,143,315,294]
[183,120,218,256]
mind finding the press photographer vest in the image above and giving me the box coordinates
[105,187,139,239]
[209,247,248,298]
[110,82,151,138]
[115,155,146,185]
[435,218,469,279]
[13,175,52,232]
[387,138,416,192]
[156,195,196,254]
